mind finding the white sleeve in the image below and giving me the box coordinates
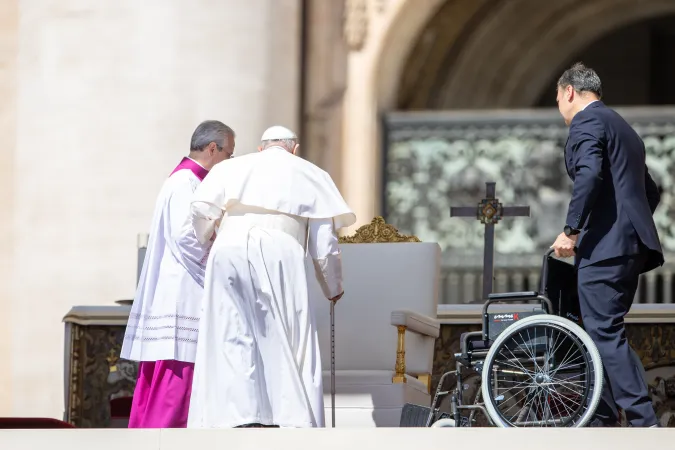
[167,175,198,238]
[174,218,212,288]
[168,174,212,287]
[190,168,226,245]
[308,218,343,300]
[191,201,223,245]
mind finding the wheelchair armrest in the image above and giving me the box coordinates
[391,310,440,338]
[457,331,489,368]
[460,331,484,356]
[487,291,538,300]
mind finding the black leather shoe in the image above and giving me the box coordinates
[588,418,620,427]
[235,423,280,428]
[627,422,660,428]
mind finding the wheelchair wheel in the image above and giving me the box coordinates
[431,418,457,428]
[481,315,603,427]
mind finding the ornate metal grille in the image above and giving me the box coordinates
[383,107,675,304]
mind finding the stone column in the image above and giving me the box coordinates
[300,0,348,188]
[0,0,17,417]
[340,0,443,232]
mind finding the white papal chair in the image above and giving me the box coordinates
[307,217,441,427]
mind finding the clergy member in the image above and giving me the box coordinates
[121,120,236,428]
[185,126,356,428]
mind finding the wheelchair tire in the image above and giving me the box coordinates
[430,418,457,428]
[481,314,603,428]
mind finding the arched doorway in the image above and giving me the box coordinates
[535,14,675,107]
[394,0,675,110]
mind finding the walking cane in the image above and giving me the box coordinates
[330,300,336,428]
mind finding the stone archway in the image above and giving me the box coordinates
[396,0,675,110]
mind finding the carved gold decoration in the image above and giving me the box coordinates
[106,348,119,373]
[344,0,368,51]
[393,325,407,384]
[65,324,138,427]
[417,374,432,394]
[339,216,421,243]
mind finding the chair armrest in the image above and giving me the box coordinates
[390,310,440,339]
[390,310,439,392]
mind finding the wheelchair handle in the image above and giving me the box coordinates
[539,248,556,294]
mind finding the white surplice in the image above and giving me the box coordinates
[122,166,212,363]
[186,147,356,428]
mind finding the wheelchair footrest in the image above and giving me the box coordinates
[400,403,451,427]
[400,403,433,427]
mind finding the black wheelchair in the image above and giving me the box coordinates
[403,249,604,428]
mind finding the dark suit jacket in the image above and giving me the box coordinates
[564,101,663,272]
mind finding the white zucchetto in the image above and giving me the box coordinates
[260,125,297,141]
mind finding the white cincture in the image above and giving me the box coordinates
[219,206,309,250]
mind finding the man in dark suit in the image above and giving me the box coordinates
[551,62,663,428]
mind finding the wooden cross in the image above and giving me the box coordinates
[450,182,530,301]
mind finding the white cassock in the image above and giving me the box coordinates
[186,147,356,428]
[122,158,211,364]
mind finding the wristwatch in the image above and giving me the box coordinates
[564,225,580,237]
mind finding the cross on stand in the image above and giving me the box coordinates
[450,182,530,301]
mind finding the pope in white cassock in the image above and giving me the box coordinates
[121,120,235,428]
[185,126,356,428]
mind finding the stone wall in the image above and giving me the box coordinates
[0,0,301,418]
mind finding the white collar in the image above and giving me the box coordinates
[581,100,599,111]
[187,157,207,170]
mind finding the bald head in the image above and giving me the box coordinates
[258,125,299,154]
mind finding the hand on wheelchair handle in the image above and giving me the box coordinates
[551,232,577,258]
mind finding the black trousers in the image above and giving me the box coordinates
[577,253,657,427]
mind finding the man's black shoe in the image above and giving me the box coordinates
[588,418,620,427]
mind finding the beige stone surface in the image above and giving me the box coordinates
[0,0,18,417]
[0,428,674,450]
[301,0,348,189]
[3,0,300,418]
[340,0,444,232]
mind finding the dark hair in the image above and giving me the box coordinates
[557,62,602,99]
[190,120,235,152]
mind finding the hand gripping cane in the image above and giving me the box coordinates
[330,300,336,427]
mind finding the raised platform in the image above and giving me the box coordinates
[62,303,675,428]
[1,428,673,450]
